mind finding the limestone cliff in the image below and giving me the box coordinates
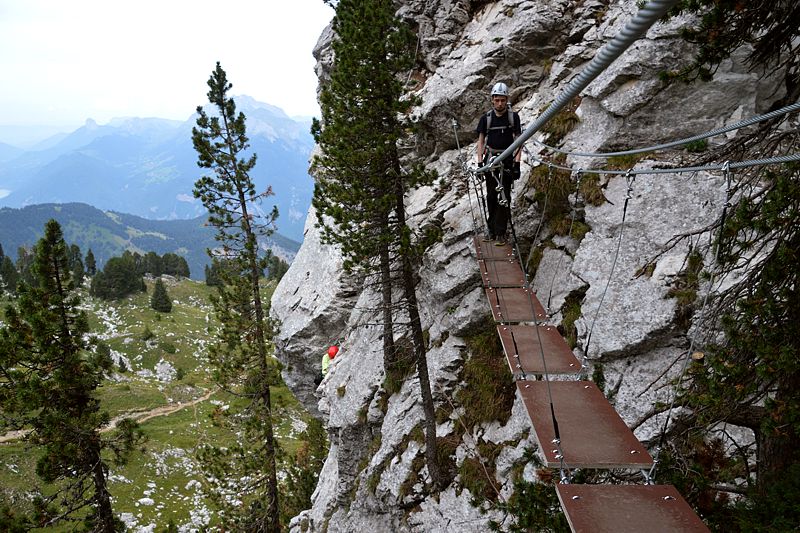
[271,1,786,531]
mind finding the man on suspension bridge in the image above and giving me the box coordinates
[475,82,522,246]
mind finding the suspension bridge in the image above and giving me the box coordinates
[456,0,799,530]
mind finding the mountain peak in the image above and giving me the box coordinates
[232,95,289,118]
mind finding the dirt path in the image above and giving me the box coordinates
[0,388,215,444]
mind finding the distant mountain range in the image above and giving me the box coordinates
[0,96,314,242]
[0,203,300,281]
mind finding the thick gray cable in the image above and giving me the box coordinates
[528,152,800,175]
[477,0,681,173]
[533,101,800,158]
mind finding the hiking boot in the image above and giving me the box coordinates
[482,233,496,242]
[494,235,507,246]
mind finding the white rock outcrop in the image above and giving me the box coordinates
[272,1,787,531]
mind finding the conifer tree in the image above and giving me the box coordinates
[204,261,221,287]
[162,253,190,277]
[90,254,146,300]
[0,255,17,294]
[192,62,282,531]
[15,246,35,287]
[85,248,97,276]
[69,244,85,287]
[0,220,143,530]
[312,0,443,488]
[143,251,163,277]
[264,250,289,282]
[150,277,173,313]
[645,8,800,524]
[311,0,399,377]
[666,1,799,85]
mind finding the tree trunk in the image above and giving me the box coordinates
[241,194,280,533]
[258,382,281,532]
[754,382,800,498]
[90,446,116,532]
[379,214,396,372]
[392,167,442,490]
[402,253,443,490]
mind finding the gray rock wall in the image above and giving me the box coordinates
[271,1,785,530]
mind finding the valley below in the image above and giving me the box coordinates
[0,276,318,531]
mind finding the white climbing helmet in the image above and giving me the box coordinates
[490,82,509,97]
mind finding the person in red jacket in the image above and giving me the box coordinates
[315,345,339,386]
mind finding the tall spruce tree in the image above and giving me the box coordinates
[192,62,282,531]
[311,0,399,379]
[0,220,143,530]
[150,277,173,313]
[85,249,97,276]
[68,244,85,287]
[312,0,443,488]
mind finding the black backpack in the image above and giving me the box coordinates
[485,106,516,134]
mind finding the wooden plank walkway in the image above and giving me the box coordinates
[556,484,710,532]
[471,231,708,530]
[485,286,548,323]
[478,258,527,288]
[497,324,581,375]
[472,235,515,261]
[516,380,653,469]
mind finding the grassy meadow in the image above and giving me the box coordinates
[0,276,319,531]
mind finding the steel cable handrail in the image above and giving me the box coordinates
[526,151,800,175]
[476,0,682,174]
[532,101,800,158]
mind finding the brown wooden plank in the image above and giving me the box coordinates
[485,287,547,323]
[556,484,709,533]
[516,381,653,469]
[472,235,515,261]
[497,324,581,375]
[478,259,527,288]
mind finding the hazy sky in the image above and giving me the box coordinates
[0,0,333,128]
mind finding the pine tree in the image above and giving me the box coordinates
[312,0,400,377]
[264,250,289,282]
[90,254,146,300]
[143,251,163,277]
[85,248,97,276]
[0,255,17,294]
[312,0,443,488]
[15,246,35,287]
[150,277,173,313]
[666,1,799,84]
[69,244,85,287]
[645,7,800,524]
[192,62,282,531]
[0,220,143,530]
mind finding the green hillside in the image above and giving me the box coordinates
[0,203,301,280]
[0,276,322,530]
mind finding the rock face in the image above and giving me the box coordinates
[270,1,786,531]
